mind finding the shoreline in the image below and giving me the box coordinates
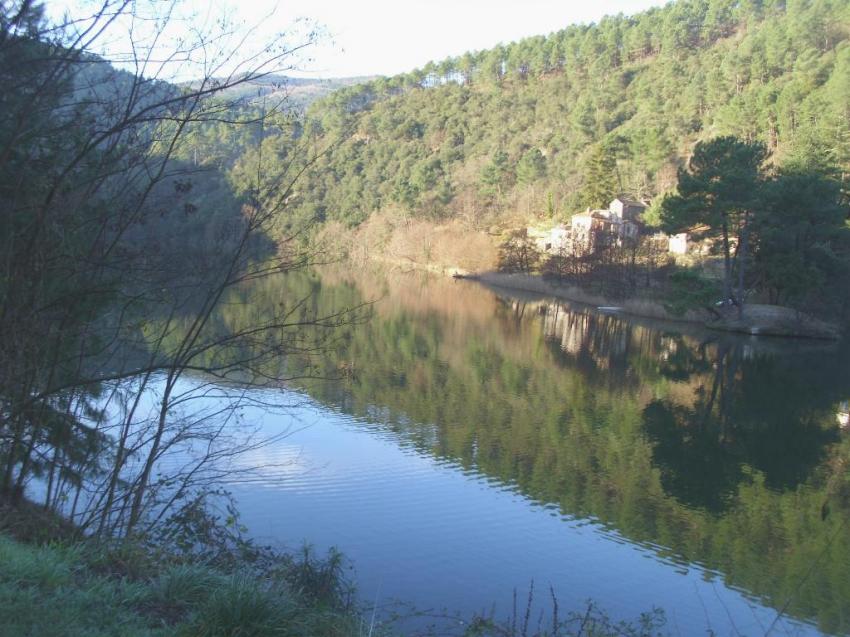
[468,272,842,340]
[462,270,707,324]
[365,257,842,340]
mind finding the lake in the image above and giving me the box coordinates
[181,266,850,636]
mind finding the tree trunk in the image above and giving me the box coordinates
[721,220,733,305]
[736,215,749,320]
[125,372,175,537]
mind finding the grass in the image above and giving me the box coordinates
[0,535,158,636]
[0,533,365,637]
[0,531,673,637]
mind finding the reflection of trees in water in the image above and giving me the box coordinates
[493,298,531,338]
[532,298,847,513]
[642,341,845,512]
[277,277,848,522]
[540,304,637,388]
[643,400,743,513]
[243,270,850,633]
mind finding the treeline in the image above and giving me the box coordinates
[265,0,849,230]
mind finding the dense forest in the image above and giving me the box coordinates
[132,0,850,322]
[166,0,850,324]
[250,0,850,231]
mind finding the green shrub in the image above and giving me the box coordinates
[663,269,720,316]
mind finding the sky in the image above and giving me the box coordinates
[48,0,669,80]
[267,0,669,78]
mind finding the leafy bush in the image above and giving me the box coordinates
[663,269,720,316]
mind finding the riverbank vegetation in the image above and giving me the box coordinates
[1,494,670,636]
[0,496,362,637]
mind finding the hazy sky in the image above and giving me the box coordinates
[256,0,669,77]
[49,0,669,79]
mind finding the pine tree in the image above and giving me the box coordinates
[581,143,619,209]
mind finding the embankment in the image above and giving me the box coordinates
[448,271,842,340]
[465,271,706,322]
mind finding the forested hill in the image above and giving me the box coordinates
[195,74,379,110]
[276,0,850,231]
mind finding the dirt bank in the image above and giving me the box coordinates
[357,242,843,339]
[461,271,709,322]
[456,271,842,340]
[708,305,841,339]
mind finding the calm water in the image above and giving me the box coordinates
[189,267,850,635]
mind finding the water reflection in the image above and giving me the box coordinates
[532,295,847,507]
[215,267,850,635]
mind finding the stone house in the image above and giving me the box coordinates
[529,197,645,257]
[608,197,647,222]
[570,208,639,255]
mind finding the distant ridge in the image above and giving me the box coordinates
[202,74,380,109]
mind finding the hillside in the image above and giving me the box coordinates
[206,74,380,110]
[270,0,849,232]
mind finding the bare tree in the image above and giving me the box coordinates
[0,0,357,538]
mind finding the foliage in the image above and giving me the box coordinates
[639,198,665,228]
[660,136,768,306]
[580,142,620,209]
[754,167,850,308]
[516,148,547,186]
[660,137,768,235]
[660,137,850,317]
[498,231,541,274]
[481,150,515,199]
[265,0,850,232]
[662,268,721,316]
